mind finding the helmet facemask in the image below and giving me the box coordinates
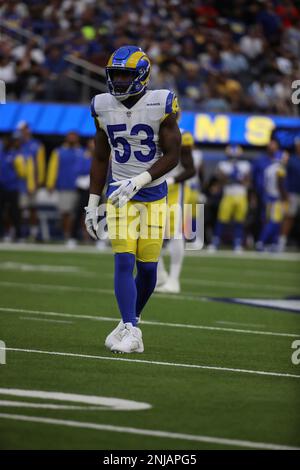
[106,66,149,101]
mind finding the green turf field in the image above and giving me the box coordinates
[0,245,299,450]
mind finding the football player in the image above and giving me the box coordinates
[0,134,26,241]
[209,145,251,253]
[17,121,46,240]
[279,137,300,251]
[85,46,181,353]
[47,132,86,244]
[185,148,204,250]
[156,129,196,294]
[256,145,289,251]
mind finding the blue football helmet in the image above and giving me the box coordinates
[225,144,243,159]
[106,45,151,101]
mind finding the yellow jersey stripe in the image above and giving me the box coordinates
[46,150,59,190]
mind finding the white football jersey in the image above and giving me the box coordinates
[218,160,251,196]
[92,90,175,189]
[264,161,285,199]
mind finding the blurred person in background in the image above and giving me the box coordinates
[256,0,282,45]
[252,138,283,242]
[279,137,300,251]
[248,77,275,113]
[239,25,265,61]
[12,38,45,101]
[203,175,223,245]
[42,45,78,102]
[208,145,251,253]
[0,134,26,241]
[0,52,17,98]
[185,147,204,250]
[17,121,46,240]
[156,128,195,294]
[69,138,106,249]
[256,144,289,251]
[46,131,85,244]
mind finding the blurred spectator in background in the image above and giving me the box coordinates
[239,25,265,60]
[176,63,204,110]
[256,1,282,44]
[248,77,275,112]
[209,145,251,253]
[16,121,46,240]
[43,45,79,101]
[12,38,45,100]
[69,137,94,247]
[0,51,16,96]
[46,131,86,244]
[279,138,300,250]
[0,134,26,241]
[0,0,298,115]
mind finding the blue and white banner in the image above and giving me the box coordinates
[0,102,299,146]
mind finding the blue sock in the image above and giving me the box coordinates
[260,221,280,245]
[212,221,225,247]
[269,221,280,245]
[233,222,243,248]
[114,253,137,326]
[135,261,157,319]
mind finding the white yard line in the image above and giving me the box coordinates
[1,307,299,338]
[180,278,296,292]
[0,262,85,273]
[0,281,207,302]
[0,242,299,261]
[0,413,299,450]
[0,400,104,410]
[19,316,73,324]
[1,274,296,294]
[0,388,151,411]
[3,347,300,380]
[2,268,295,292]
[183,265,299,278]
[216,321,266,328]
[0,278,295,303]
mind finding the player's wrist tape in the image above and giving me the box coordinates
[133,171,152,188]
[87,194,100,207]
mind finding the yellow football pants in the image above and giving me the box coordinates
[106,198,167,262]
[266,201,285,223]
[218,194,248,223]
[165,183,185,238]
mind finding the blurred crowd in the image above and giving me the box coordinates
[1,124,300,251]
[0,126,96,247]
[0,0,300,114]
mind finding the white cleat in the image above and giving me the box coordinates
[207,244,217,253]
[66,238,77,249]
[111,323,144,353]
[156,270,168,288]
[96,240,106,251]
[104,321,125,350]
[188,239,203,250]
[234,245,243,254]
[155,278,180,294]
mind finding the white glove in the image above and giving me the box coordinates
[108,171,152,208]
[84,194,100,240]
